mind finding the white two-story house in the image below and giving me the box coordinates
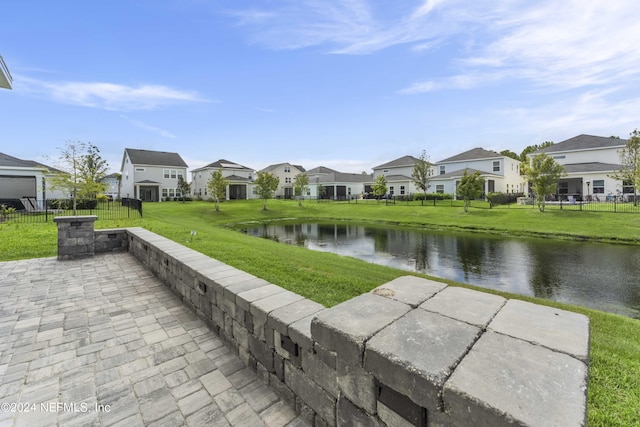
[529,134,629,201]
[120,148,188,202]
[191,159,256,200]
[259,163,306,199]
[371,155,422,197]
[432,148,523,196]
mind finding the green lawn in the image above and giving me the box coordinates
[1,199,639,426]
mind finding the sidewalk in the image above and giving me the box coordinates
[0,253,309,426]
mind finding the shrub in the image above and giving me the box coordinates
[47,199,98,210]
[413,193,453,201]
[487,192,524,206]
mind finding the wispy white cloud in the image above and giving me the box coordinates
[120,115,176,139]
[15,75,210,111]
[237,1,639,95]
[399,0,640,93]
[228,0,449,54]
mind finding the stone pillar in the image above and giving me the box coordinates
[54,215,98,260]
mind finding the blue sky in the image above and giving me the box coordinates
[2,0,639,174]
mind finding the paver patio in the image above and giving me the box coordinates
[0,253,309,427]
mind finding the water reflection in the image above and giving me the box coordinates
[243,223,640,319]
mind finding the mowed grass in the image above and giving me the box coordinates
[1,199,639,426]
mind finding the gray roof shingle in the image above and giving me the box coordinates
[125,148,188,167]
[192,159,253,172]
[373,155,419,170]
[260,163,306,173]
[437,148,502,163]
[562,162,622,173]
[0,152,57,171]
[536,134,627,154]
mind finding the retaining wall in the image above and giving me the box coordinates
[58,223,590,426]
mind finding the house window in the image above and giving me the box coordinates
[389,186,394,195]
[162,189,167,198]
[284,167,290,173]
[439,166,445,175]
[436,184,444,194]
[493,161,500,172]
[285,177,291,184]
[593,180,604,194]
[623,180,635,193]
[164,169,179,179]
[400,186,405,195]
[383,169,389,174]
[136,168,145,172]
[553,155,566,159]
[558,182,568,194]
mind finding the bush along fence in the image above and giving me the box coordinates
[0,197,142,223]
[317,192,640,213]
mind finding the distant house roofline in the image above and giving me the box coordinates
[0,55,12,90]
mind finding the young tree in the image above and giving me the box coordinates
[207,169,229,211]
[177,175,191,202]
[610,129,640,205]
[524,153,566,212]
[371,175,387,199]
[500,149,520,161]
[254,171,280,211]
[411,150,432,204]
[456,170,485,212]
[49,141,108,215]
[519,141,554,162]
[293,173,310,206]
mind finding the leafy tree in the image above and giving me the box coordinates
[519,141,554,162]
[49,141,108,215]
[177,175,191,202]
[411,150,432,204]
[207,169,229,211]
[293,173,309,206]
[456,170,485,212]
[610,129,640,205]
[523,153,566,212]
[500,149,520,161]
[372,175,387,199]
[254,171,280,211]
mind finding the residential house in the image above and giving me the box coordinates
[371,155,421,197]
[259,163,306,199]
[191,159,256,200]
[529,134,629,200]
[432,148,523,196]
[0,152,67,209]
[0,55,12,89]
[120,149,188,202]
[102,173,120,200]
[306,166,372,200]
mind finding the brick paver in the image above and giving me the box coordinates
[0,254,307,426]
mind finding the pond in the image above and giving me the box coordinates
[243,222,640,319]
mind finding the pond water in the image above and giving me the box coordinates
[243,223,640,319]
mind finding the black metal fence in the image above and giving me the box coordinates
[315,194,640,213]
[0,198,142,224]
